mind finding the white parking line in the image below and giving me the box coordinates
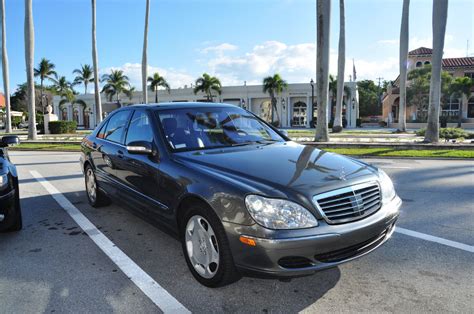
[30,170,190,314]
[395,227,474,253]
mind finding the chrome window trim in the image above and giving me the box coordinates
[313,181,381,225]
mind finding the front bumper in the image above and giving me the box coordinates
[0,189,17,223]
[224,195,401,278]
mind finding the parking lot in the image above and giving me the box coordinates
[1,151,473,313]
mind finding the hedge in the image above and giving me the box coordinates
[48,121,77,134]
[415,127,473,140]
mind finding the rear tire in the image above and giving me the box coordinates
[180,204,241,287]
[85,165,110,207]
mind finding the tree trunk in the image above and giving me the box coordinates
[142,0,150,104]
[333,0,345,133]
[1,0,11,133]
[315,0,331,142]
[40,78,44,113]
[457,96,463,128]
[155,87,158,103]
[25,0,36,140]
[84,81,88,94]
[91,0,102,124]
[398,0,410,132]
[424,0,448,143]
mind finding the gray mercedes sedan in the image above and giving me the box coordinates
[80,103,401,287]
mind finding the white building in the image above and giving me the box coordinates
[53,82,359,130]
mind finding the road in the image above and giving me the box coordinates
[1,151,473,313]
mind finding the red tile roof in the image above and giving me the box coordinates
[409,47,433,55]
[442,57,474,68]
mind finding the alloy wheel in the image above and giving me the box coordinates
[86,168,97,203]
[185,215,220,279]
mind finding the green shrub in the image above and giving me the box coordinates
[379,121,387,127]
[439,128,466,140]
[356,118,362,127]
[11,116,22,128]
[416,127,467,139]
[416,128,426,136]
[49,121,77,134]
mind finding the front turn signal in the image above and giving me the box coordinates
[239,236,257,247]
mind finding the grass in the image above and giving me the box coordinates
[9,142,474,158]
[286,129,398,137]
[324,147,474,158]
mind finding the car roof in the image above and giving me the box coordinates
[123,102,239,110]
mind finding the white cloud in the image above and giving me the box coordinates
[378,39,399,45]
[101,63,194,90]
[203,40,398,84]
[200,43,239,55]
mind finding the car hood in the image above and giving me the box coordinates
[175,141,378,199]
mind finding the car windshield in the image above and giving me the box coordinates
[156,106,285,152]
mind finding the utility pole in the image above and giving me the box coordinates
[376,77,384,109]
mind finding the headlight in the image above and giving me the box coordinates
[0,174,8,188]
[245,195,318,229]
[378,169,396,204]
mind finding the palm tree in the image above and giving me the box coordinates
[398,0,410,132]
[193,73,222,102]
[34,58,57,113]
[148,72,170,103]
[54,76,75,96]
[101,70,132,106]
[91,0,102,123]
[333,0,345,133]
[315,0,331,142]
[142,0,150,103]
[25,0,36,140]
[1,0,11,133]
[73,64,94,94]
[424,0,449,143]
[449,77,473,127]
[263,74,288,127]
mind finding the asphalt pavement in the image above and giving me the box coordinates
[1,151,473,313]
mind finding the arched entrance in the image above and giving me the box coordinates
[84,109,91,129]
[292,101,307,127]
[468,97,474,118]
[391,97,399,122]
[259,100,272,123]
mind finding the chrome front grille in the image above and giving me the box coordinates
[313,182,382,224]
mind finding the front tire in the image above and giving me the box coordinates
[0,188,22,233]
[85,165,110,207]
[181,205,241,287]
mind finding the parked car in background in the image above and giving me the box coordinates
[0,136,22,232]
[80,103,401,287]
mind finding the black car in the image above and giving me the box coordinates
[80,103,400,287]
[0,135,22,232]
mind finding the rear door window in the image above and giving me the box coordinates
[104,110,132,144]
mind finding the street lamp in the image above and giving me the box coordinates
[310,79,315,126]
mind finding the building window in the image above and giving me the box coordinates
[465,72,474,79]
[416,61,423,68]
[424,61,430,66]
[442,96,460,117]
[62,109,68,121]
[292,101,307,127]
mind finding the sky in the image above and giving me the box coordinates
[0,0,473,94]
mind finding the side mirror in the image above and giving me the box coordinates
[126,141,154,155]
[279,129,289,137]
[1,135,20,147]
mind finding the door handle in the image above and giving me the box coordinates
[92,142,97,149]
[117,150,124,159]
